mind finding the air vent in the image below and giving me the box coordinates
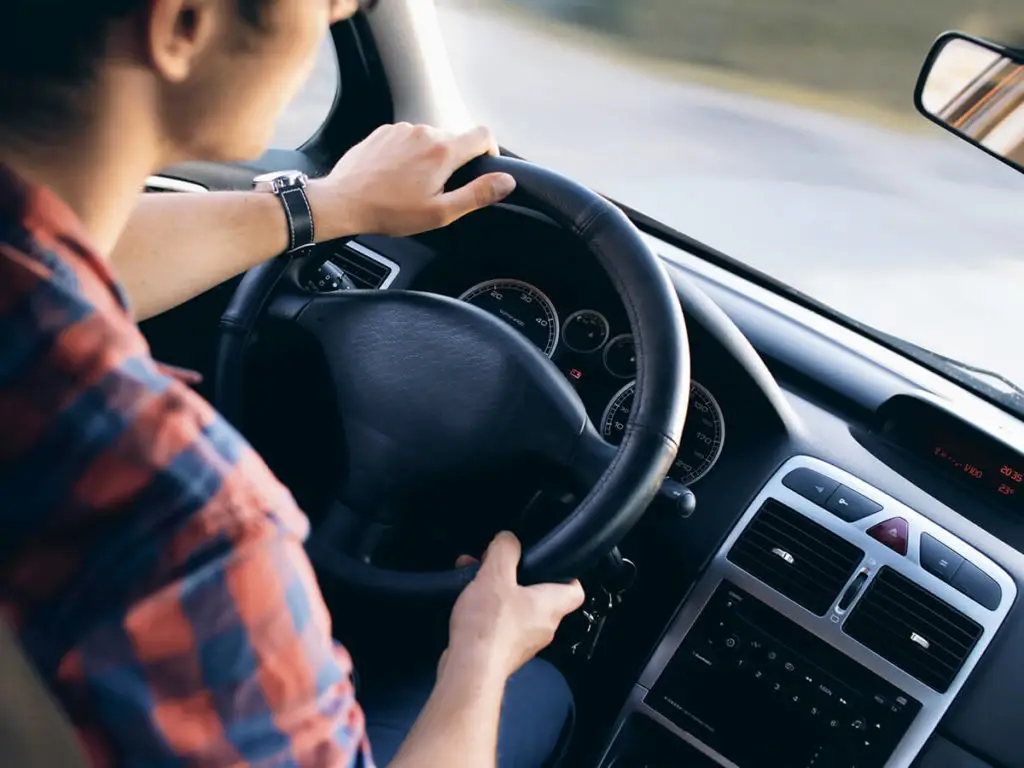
[329,243,397,290]
[727,499,865,616]
[844,566,983,693]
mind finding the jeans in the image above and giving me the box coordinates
[360,657,575,767]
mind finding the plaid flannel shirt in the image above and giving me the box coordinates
[0,164,373,768]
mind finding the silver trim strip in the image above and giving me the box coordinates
[340,241,401,290]
[144,175,209,193]
[601,455,1017,768]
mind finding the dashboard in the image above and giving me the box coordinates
[141,170,1024,768]
[300,227,730,488]
[285,211,1024,768]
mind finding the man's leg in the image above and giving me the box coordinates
[361,657,575,767]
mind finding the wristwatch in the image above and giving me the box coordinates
[252,170,316,253]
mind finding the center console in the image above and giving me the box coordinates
[599,456,1016,768]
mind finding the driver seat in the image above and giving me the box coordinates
[0,617,87,766]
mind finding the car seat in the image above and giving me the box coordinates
[0,617,87,766]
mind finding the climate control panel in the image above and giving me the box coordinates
[600,456,1016,768]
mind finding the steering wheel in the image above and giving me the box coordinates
[214,156,690,598]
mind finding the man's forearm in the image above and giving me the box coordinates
[389,661,505,768]
[111,182,358,321]
[111,190,290,320]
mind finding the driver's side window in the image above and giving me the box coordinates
[271,35,340,148]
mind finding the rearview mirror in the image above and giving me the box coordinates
[916,32,1024,174]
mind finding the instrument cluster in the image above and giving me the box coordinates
[458,278,726,486]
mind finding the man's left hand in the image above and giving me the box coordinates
[307,123,518,241]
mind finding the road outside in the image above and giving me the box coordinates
[273,3,1024,388]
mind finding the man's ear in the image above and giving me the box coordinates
[147,0,220,83]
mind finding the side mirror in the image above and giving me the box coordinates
[916,31,1024,174]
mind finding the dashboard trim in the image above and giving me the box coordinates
[345,240,402,289]
[144,175,209,194]
[602,455,1017,768]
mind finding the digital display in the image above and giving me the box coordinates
[930,439,1023,502]
[901,420,1024,514]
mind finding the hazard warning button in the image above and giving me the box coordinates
[866,517,910,556]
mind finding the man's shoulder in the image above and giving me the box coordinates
[0,206,309,622]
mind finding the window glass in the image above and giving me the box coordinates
[271,35,339,148]
[438,0,1024,392]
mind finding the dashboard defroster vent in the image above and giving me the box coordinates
[727,499,864,616]
[329,243,397,290]
[843,566,983,693]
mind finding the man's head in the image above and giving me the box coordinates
[0,0,363,164]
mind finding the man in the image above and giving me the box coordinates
[0,1,585,766]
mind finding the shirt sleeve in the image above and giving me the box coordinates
[61,511,375,768]
[1,247,374,767]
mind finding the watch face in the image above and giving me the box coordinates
[252,170,308,190]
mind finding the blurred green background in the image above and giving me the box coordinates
[505,0,1024,115]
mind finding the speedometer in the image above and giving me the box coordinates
[459,279,560,357]
[601,380,725,485]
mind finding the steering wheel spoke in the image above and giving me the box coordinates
[566,424,620,489]
[306,501,388,563]
[264,283,316,323]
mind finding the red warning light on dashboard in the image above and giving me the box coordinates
[569,368,583,380]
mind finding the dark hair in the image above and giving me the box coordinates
[0,0,271,140]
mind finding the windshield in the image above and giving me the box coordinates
[436,0,1024,408]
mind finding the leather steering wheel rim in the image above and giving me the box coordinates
[214,156,690,598]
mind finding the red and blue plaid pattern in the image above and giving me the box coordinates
[0,165,372,767]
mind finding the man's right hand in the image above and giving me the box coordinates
[444,532,586,684]
[309,123,518,242]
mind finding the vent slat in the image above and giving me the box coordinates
[844,567,983,693]
[848,610,962,673]
[731,538,840,589]
[867,589,977,650]
[727,499,864,616]
[743,527,851,581]
[757,514,860,562]
[331,248,392,290]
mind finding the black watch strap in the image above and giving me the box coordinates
[279,185,315,253]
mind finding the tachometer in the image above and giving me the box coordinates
[459,279,560,357]
[601,380,725,485]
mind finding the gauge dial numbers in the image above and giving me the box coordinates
[562,309,611,354]
[458,279,560,358]
[601,380,725,485]
[603,334,636,379]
